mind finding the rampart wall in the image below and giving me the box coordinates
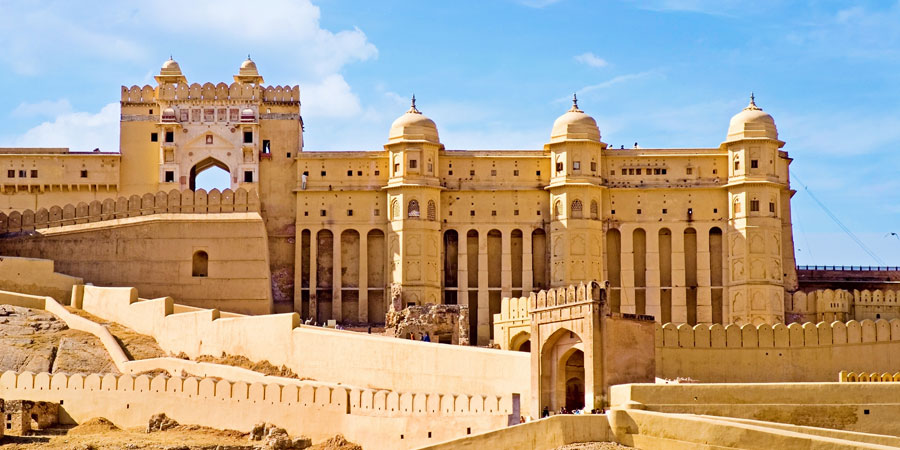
[0,370,509,450]
[0,210,272,315]
[0,256,81,302]
[73,285,532,410]
[0,187,259,234]
[655,319,900,382]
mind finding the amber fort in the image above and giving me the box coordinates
[1,58,900,449]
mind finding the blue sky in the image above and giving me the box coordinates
[1,0,899,265]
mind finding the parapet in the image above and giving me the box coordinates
[0,188,259,235]
[656,318,900,349]
[121,83,299,104]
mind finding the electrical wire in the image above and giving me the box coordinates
[790,173,885,266]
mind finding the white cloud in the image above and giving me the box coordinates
[11,99,73,119]
[574,52,608,68]
[301,74,363,119]
[5,103,119,152]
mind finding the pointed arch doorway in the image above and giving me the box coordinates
[189,157,231,191]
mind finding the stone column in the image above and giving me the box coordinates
[478,229,490,345]
[523,230,534,293]
[359,230,369,323]
[332,227,343,322]
[293,227,305,316]
[645,226,661,321]
[671,225,687,323]
[501,228,512,301]
[309,228,318,322]
[696,225,712,324]
[620,226,636,314]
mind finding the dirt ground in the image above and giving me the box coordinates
[65,306,166,360]
[192,353,304,379]
[0,418,363,450]
[0,304,118,374]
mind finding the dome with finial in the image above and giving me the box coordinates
[550,94,601,143]
[239,55,259,76]
[388,95,440,144]
[160,56,182,75]
[726,93,778,142]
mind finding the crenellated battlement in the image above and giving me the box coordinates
[0,188,259,235]
[120,83,300,104]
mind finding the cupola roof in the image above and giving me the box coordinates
[726,94,779,142]
[388,95,440,144]
[550,94,601,143]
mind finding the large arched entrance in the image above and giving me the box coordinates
[189,157,231,191]
[539,327,587,413]
[510,331,531,353]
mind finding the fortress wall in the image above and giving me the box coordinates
[418,414,613,450]
[0,212,273,315]
[75,285,532,409]
[0,256,82,303]
[655,320,900,382]
[0,371,507,450]
[610,383,900,438]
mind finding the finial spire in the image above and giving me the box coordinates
[247,53,251,60]
[573,93,578,109]
[408,94,421,114]
[169,54,173,60]
[745,92,761,110]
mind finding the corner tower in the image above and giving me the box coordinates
[384,97,444,307]
[723,95,795,325]
[545,96,607,287]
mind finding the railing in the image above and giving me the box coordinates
[798,265,900,272]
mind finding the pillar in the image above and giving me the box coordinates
[359,231,369,323]
[501,229,512,301]
[523,232,534,293]
[309,228,318,322]
[478,229,490,345]
[332,227,342,322]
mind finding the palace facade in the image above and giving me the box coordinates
[0,59,799,345]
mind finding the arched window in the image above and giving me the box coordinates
[427,200,436,221]
[408,200,420,218]
[590,200,598,219]
[390,199,399,220]
[554,199,562,217]
[571,199,583,218]
[733,196,742,214]
[192,251,208,277]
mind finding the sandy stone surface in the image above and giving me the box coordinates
[65,306,166,360]
[0,305,118,375]
[554,442,631,449]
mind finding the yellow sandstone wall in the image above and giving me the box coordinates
[655,320,900,382]
[0,256,82,302]
[0,209,272,315]
[0,370,509,450]
[73,285,532,410]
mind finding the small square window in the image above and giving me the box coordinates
[347,170,353,176]
[636,168,642,175]
[286,152,291,158]
[244,171,253,182]
[321,171,327,176]
[357,170,362,176]
[661,168,667,175]
[470,210,475,216]
[573,161,581,170]
[686,167,693,175]
[628,168,635,175]
[243,131,253,144]
[491,210,497,216]
[514,209,519,215]
[556,162,564,172]
[409,159,418,169]
[427,162,433,172]
[165,171,174,182]
[536,170,541,176]
[491,169,497,176]
[611,209,616,214]
[591,162,597,171]
[394,163,400,173]
[374,209,380,216]
[449,211,453,216]
[637,208,642,214]
[654,168,661,175]
[513,170,519,176]
[374,170,380,176]
[769,202,776,213]
[150,132,158,142]
[165,131,174,143]
[449,170,454,175]
[621,168,627,175]
[320,210,327,216]
[662,208,667,214]
[470,170,475,176]
[347,210,353,216]
[304,211,309,216]
[713,208,718,213]
[712,169,717,174]
[149,109,153,114]
[537,210,541,215]
[750,200,760,212]
[751,160,759,169]
[30,169,38,178]
[80,170,88,178]
[7,170,14,178]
